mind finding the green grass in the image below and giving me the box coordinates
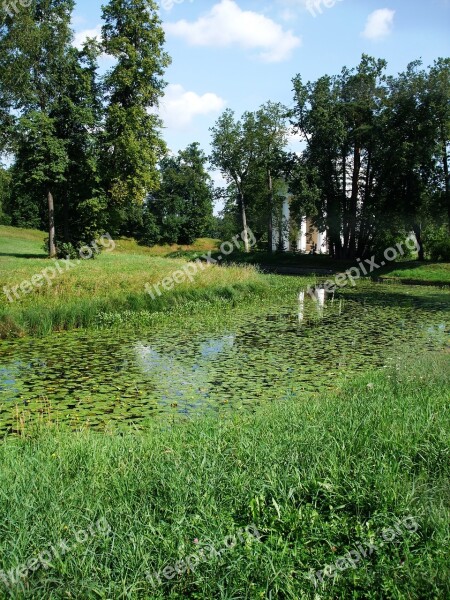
[1,226,298,338]
[0,225,47,257]
[0,351,448,598]
[173,247,450,283]
[379,261,450,284]
[1,226,448,339]
[1,226,449,598]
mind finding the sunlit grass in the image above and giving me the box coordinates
[0,352,448,598]
[0,226,312,338]
[380,261,450,283]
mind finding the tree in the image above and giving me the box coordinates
[210,109,260,252]
[145,143,214,245]
[291,72,346,257]
[0,0,78,256]
[0,165,11,224]
[291,56,389,258]
[375,61,440,260]
[50,41,105,246]
[427,58,450,232]
[101,0,171,234]
[254,102,289,251]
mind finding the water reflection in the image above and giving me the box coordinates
[298,286,334,322]
[0,284,447,433]
[135,335,236,408]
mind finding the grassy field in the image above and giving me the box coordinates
[0,227,274,338]
[0,351,448,598]
[195,247,450,283]
[379,261,450,284]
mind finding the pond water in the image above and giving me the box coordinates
[0,283,448,434]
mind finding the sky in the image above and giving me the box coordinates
[73,0,450,198]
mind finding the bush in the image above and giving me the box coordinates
[424,225,450,261]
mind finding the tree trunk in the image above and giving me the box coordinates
[441,129,450,231]
[48,190,56,258]
[348,145,361,258]
[412,223,424,261]
[267,170,273,252]
[238,189,250,252]
[357,149,372,255]
[342,150,349,251]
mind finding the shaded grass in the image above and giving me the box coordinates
[0,351,448,598]
[378,261,450,284]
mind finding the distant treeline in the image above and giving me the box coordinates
[0,2,448,259]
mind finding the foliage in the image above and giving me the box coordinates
[100,0,170,233]
[290,55,450,260]
[0,166,11,225]
[423,224,450,261]
[144,143,214,246]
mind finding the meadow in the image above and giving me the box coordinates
[0,226,266,338]
[0,225,449,599]
[0,352,448,598]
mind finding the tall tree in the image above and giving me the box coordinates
[101,0,170,234]
[255,102,289,252]
[375,61,438,260]
[427,58,450,232]
[210,109,261,252]
[291,56,388,258]
[146,143,214,245]
[0,0,76,255]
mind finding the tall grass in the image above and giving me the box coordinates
[2,225,307,338]
[0,352,448,598]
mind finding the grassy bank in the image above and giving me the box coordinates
[0,351,448,598]
[1,226,295,338]
[1,225,449,338]
[170,248,450,283]
[378,261,450,285]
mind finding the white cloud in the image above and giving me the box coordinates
[71,15,86,27]
[73,25,102,50]
[160,84,226,129]
[279,8,298,22]
[362,8,395,40]
[165,0,301,63]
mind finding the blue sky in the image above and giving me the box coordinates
[73,0,449,187]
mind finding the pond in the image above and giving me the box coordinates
[0,282,448,434]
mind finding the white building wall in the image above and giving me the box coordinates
[273,195,327,253]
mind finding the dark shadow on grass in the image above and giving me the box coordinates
[341,285,450,311]
[0,252,46,258]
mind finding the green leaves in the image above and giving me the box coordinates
[101,0,170,212]
[145,143,214,246]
